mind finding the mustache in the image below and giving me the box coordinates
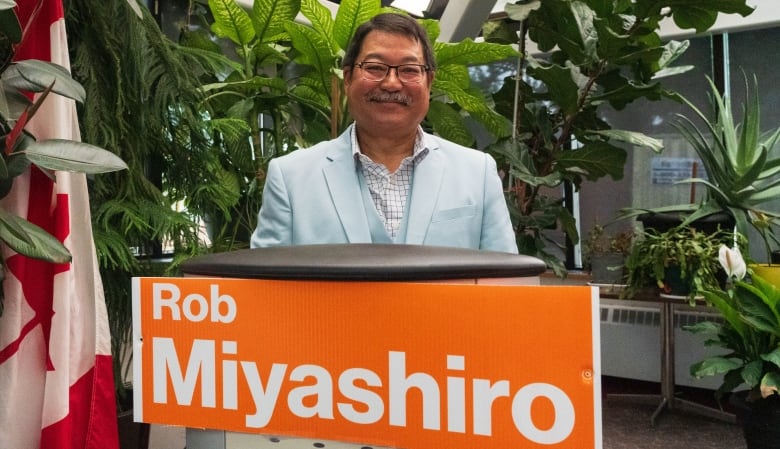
[366,91,412,106]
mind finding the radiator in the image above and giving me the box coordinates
[599,298,725,390]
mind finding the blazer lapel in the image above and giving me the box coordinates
[404,147,444,245]
[323,133,373,243]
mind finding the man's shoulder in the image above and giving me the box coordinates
[272,135,349,166]
[425,133,490,160]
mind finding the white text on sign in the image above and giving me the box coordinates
[152,338,576,445]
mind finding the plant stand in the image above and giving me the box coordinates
[607,294,737,425]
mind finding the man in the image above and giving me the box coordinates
[250,12,518,254]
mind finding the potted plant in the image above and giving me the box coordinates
[626,74,780,269]
[0,1,127,306]
[623,225,735,304]
[583,224,633,286]
[686,245,780,449]
[481,0,754,276]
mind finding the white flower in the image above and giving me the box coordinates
[718,244,747,281]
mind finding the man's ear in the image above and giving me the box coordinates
[343,67,353,88]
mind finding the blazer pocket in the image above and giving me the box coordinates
[431,204,477,222]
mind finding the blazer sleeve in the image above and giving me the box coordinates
[480,153,519,254]
[250,159,292,247]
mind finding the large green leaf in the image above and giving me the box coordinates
[426,101,473,148]
[590,16,631,61]
[252,0,300,43]
[668,1,755,34]
[568,1,599,61]
[285,21,336,76]
[670,7,717,34]
[762,347,780,371]
[527,0,595,65]
[741,360,764,388]
[284,22,336,105]
[252,43,289,68]
[434,80,510,139]
[300,0,335,49]
[591,78,668,111]
[481,19,519,45]
[0,208,71,263]
[209,118,251,144]
[0,4,21,52]
[668,0,754,16]
[634,0,753,24]
[656,40,691,72]
[525,59,582,115]
[201,75,287,95]
[4,60,85,101]
[435,39,517,67]
[332,0,380,52]
[504,1,541,22]
[418,18,440,43]
[289,84,331,120]
[556,141,627,181]
[432,63,470,89]
[510,162,563,188]
[209,0,255,46]
[590,129,664,153]
[690,357,741,378]
[24,139,128,173]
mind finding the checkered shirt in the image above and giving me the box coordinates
[352,127,430,238]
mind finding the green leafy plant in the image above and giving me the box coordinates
[481,0,754,276]
[65,0,240,399]
[686,246,780,402]
[628,74,780,263]
[584,224,633,260]
[0,1,126,306]
[180,0,519,247]
[623,225,735,303]
[583,224,633,284]
[190,0,520,145]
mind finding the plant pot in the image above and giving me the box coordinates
[589,253,626,285]
[661,264,690,296]
[116,385,150,449]
[731,392,780,449]
[751,264,780,285]
[638,211,735,234]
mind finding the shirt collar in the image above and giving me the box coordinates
[351,125,429,162]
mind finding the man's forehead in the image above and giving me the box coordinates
[358,32,424,61]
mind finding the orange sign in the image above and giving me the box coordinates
[132,278,601,448]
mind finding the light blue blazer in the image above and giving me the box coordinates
[250,126,518,254]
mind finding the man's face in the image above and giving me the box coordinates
[343,30,433,136]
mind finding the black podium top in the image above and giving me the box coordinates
[180,244,546,281]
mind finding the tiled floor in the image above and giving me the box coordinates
[603,401,745,448]
[602,376,746,448]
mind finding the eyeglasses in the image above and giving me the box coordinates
[355,61,430,84]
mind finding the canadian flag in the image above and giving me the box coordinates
[0,0,120,448]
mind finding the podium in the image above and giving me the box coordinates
[178,243,547,283]
[132,244,602,448]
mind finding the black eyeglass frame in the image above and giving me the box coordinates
[353,61,431,83]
